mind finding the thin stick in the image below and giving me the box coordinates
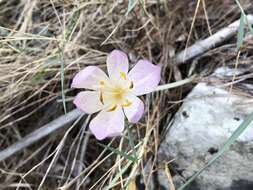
[183,0,201,62]
[164,163,175,190]
[229,50,241,94]
[155,77,194,91]
[0,109,82,162]
[175,14,253,64]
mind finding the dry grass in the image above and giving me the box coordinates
[0,0,253,189]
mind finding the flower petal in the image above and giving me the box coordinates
[128,60,161,95]
[73,91,104,114]
[124,95,144,123]
[71,66,109,90]
[106,50,129,79]
[89,108,125,140]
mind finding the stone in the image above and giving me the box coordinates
[158,81,253,190]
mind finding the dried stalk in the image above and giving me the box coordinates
[0,109,82,162]
[175,14,253,64]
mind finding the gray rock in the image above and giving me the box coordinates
[138,159,155,190]
[158,82,253,190]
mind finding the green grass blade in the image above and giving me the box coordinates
[125,0,135,16]
[236,13,245,50]
[234,0,253,38]
[104,161,133,190]
[59,11,80,114]
[178,111,253,190]
[98,143,137,162]
[60,55,66,114]
[247,18,253,37]
[126,125,137,159]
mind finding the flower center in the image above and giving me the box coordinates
[110,86,126,101]
[98,73,134,111]
[100,84,129,107]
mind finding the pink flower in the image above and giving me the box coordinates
[72,50,161,140]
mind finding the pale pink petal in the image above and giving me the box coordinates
[71,66,109,90]
[89,108,125,140]
[128,60,161,95]
[73,91,104,114]
[124,95,144,123]
[106,50,129,79]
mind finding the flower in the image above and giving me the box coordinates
[71,50,161,140]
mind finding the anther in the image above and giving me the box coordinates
[120,72,127,80]
[99,80,105,85]
[99,91,104,105]
[122,100,132,107]
[129,81,134,89]
[107,105,117,112]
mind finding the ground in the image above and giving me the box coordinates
[0,0,253,189]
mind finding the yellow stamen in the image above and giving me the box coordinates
[99,91,104,105]
[122,100,132,107]
[120,72,127,80]
[107,105,117,112]
[99,80,105,85]
[129,81,134,89]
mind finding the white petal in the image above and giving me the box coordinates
[106,50,129,80]
[128,60,161,95]
[124,95,144,123]
[71,66,109,90]
[89,108,125,140]
[73,91,104,114]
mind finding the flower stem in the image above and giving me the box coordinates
[155,77,195,91]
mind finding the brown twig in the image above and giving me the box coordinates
[0,109,82,162]
[175,14,253,64]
